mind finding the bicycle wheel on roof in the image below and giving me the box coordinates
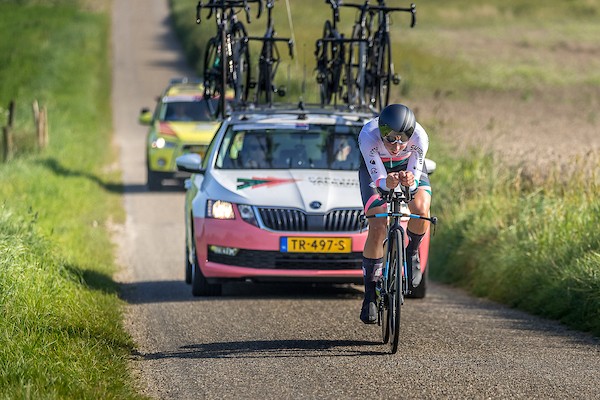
[203,37,222,100]
[231,22,251,104]
[376,33,393,110]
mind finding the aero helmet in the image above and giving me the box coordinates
[378,104,416,139]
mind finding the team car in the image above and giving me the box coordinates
[138,78,225,190]
[176,105,435,296]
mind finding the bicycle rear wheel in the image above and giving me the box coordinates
[203,37,221,100]
[345,25,364,108]
[365,32,393,111]
[231,22,251,104]
[316,21,340,106]
[257,41,274,105]
[386,230,403,354]
[376,33,392,109]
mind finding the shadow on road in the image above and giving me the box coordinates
[119,280,364,304]
[138,339,385,359]
[36,157,186,194]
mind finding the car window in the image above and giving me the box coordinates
[160,100,217,122]
[215,124,361,170]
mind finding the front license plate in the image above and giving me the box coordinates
[280,237,352,253]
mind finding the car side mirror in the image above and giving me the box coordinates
[425,158,436,175]
[176,153,204,174]
[139,108,153,125]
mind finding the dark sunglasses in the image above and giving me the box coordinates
[384,132,410,144]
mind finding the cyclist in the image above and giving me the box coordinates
[357,103,432,324]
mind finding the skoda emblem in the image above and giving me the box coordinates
[309,201,322,210]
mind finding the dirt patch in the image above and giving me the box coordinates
[411,86,600,174]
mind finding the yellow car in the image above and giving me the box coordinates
[139,78,224,190]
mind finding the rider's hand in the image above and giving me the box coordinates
[385,172,400,190]
[398,171,415,187]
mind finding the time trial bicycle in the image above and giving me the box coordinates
[367,185,437,354]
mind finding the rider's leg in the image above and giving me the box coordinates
[358,161,387,323]
[407,188,431,286]
[360,206,387,324]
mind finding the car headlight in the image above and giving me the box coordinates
[207,200,235,219]
[238,204,258,227]
[152,137,177,149]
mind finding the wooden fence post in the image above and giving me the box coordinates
[41,105,48,147]
[33,100,48,150]
[2,100,15,162]
[33,100,49,150]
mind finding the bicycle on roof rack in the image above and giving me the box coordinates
[314,0,348,107]
[314,0,415,111]
[363,0,416,110]
[196,0,263,116]
[246,0,294,106]
[340,0,373,109]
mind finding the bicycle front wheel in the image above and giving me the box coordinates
[386,230,403,354]
[379,237,390,344]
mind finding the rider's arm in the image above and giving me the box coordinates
[405,122,429,194]
[358,120,393,191]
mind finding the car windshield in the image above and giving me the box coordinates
[161,100,217,122]
[215,124,361,170]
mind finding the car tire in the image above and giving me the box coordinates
[185,245,192,284]
[191,245,222,296]
[147,169,162,191]
[407,260,428,299]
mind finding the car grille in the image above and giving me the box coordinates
[257,208,367,232]
[208,249,362,270]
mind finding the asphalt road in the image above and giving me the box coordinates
[111,1,600,399]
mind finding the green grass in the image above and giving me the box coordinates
[0,1,143,398]
[169,0,600,337]
[428,143,600,335]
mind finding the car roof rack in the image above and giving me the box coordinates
[229,101,378,118]
[226,102,376,125]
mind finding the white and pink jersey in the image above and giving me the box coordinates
[358,117,429,193]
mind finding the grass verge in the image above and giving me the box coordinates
[0,1,143,398]
[428,141,600,336]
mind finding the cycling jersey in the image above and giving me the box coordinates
[358,117,431,211]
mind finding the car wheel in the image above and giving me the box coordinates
[147,169,162,191]
[407,260,428,299]
[191,244,222,297]
[185,245,192,284]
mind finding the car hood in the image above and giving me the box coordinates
[158,121,220,144]
[208,169,362,211]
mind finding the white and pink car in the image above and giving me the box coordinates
[176,106,434,296]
